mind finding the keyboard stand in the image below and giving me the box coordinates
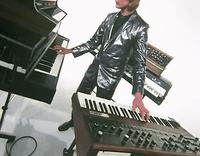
[63,139,76,156]
[0,64,17,142]
[0,91,16,142]
[61,117,76,156]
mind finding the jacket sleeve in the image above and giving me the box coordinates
[72,15,109,58]
[132,24,149,95]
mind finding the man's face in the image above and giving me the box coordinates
[115,0,129,9]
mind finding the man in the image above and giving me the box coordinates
[53,0,150,131]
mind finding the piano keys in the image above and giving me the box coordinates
[77,92,180,129]
[0,0,69,103]
[0,35,69,103]
[123,64,172,105]
[72,92,200,156]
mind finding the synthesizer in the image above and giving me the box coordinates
[0,0,68,103]
[72,92,200,156]
[146,44,173,76]
[123,65,172,105]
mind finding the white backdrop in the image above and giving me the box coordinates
[57,0,200,138]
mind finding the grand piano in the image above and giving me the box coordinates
[0,0,69,104]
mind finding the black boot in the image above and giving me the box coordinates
[58,119,74,131]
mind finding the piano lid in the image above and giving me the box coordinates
[34,0,67,23]
[0,0,67,36]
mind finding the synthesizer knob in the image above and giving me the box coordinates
[185,144,189,150]
[173,144,179,151]
[168,143,174,150]
[92,123,99,130]
[127,129,133,136]
[116,127,123,135]
[141,132,146,137]
[168,137,174,142]
[109,125,116,133]
[162,142,169,149]
[101,124,108,131]
[95,130,103,141]
[149,140,156,148]
[194,137,199,142]
[136,137,143,145]
[178,134,184,140]
[121,134,130,145]
[182,144,189,152]
[182,139,188,144]
[193,146,200,153]
[133,130,140,138]
[143,138,150,147]
[147,133,152,138]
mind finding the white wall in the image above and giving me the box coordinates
[57,0,200,138]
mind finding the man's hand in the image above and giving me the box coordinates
[52,45,73,55]
[132,92,149,122]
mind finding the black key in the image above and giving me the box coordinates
[173,120,180,127]
[138,113,142,119]
[103,103,108,113]
[168,120,180,129]
[131,110,138,120]
[150,116,157,124]
[133,112,140,121]
[84,99,89,109]
[93,100,98,111]
[99,102,104,112]
[108,105,114,114]
[154,117,164,126]
[89,99,94,110]
[115,106,121,116]
[146,115,153,123]
[168,120,177,128]
[160,118,172,128]
[112,106,117,115]
[123,108,130,118]
[128,110,136,120]
[138,113,146,121]
[120,108,127,117]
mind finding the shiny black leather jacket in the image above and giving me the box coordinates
[72,11,149,95]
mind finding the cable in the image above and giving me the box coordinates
[5,136,37,156]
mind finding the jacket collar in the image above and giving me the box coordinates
[108,11,137,42]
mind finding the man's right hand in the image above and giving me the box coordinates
[52,45,73,55]
[132,92,149,122]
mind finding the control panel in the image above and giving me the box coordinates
[86,116,200,155]
[147,46,172,68]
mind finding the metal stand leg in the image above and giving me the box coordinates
[0,92,16,142]
[63,139,76,156]
[0,64,17,142]
[0,92,11,129]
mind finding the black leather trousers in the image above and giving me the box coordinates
[76,75,115,100]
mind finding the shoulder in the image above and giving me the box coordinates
[105,12,118,21]
[130,11,149,28]
[107,12,118,17]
